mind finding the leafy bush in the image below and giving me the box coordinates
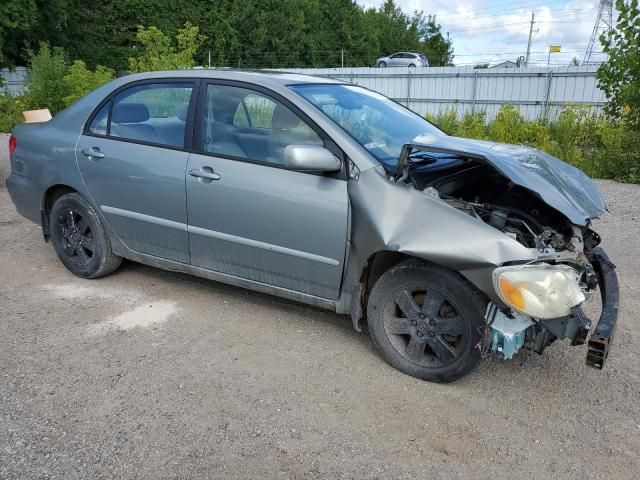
[455,110,487,140]
[25,42,68,114]
[63,60,114,106]
[487,105,531,144]
[427,105,640,183]
[0,90,26,132]
[597,0,640,131]
[0,44,115,132]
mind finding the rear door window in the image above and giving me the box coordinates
[108,82,194,148]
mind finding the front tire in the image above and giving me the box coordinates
[50,193,122,279]
[367,259,487,383]
[379,61,387,68]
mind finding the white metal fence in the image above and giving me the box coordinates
[2,65,607,121]
[280,66,607,121]
[0,67,28,95]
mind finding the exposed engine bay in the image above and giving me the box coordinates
[395,151,607,361]
[408,158,600,263]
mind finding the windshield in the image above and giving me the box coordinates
[290,84,444,168]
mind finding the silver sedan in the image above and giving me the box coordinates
[6,70,617,382]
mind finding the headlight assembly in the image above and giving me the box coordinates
[493,264,585,319]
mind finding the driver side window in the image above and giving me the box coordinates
[202,84,323,166]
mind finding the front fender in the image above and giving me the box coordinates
[338,166,537,317]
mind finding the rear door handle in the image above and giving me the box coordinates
[189,168,221,181]
[81,147,105,159]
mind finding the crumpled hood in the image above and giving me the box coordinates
[405,134,606,226]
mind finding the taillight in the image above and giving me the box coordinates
[8,135,16,158]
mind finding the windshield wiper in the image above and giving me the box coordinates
[394,144,464,181]
[407,151,438,167]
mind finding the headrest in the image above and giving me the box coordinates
[112,102,150,123]
[177,104,189,121]
[272,104,300,130]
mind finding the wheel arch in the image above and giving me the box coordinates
[351,250,493,332]
[41,184,80,240]
[350,250,428,331]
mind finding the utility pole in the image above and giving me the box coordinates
[525,12,535,67]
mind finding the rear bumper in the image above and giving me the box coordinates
[585,247,619,369]
[5,173,43,225]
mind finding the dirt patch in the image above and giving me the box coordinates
[1,133,639,479]
[88,301,179,335]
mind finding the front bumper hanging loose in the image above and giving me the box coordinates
[585,247,620,369]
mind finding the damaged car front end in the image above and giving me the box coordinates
[388,135,619,368]
[293,82,619,381]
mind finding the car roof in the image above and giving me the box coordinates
[113,69,345,87]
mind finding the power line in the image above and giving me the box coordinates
[436,0,569,21]
[453,49,584,57]
[438,2,594,23]
[444,12,596,34]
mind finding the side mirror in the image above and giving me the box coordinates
[283,145,341,173]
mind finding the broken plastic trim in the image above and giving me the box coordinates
[485,302,533,359]
[586,247,619,369]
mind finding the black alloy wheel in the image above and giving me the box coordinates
[50,193,122,278]
[382,286,467,368]
[57,208,95,267]
[367,259,487,383]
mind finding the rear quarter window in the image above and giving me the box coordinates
[89,103,109,135]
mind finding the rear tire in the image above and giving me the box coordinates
[50,193,122,279]
[367,259,487,383]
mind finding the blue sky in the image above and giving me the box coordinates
[357,0,612,66]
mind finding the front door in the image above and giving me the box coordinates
[186,83,349,299]
[76,81,196,263]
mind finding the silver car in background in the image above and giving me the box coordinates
[375,52,429,67]
[6,70,618,383]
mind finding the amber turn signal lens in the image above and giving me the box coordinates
[499,277,525,311]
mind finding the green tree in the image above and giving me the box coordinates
[128,22,206,72]
[0,0,38,65]
[412,13,454,66]
[63,60,115,106]
[597,0,640,129]
[24,43,69,114]
[1,0,455,70]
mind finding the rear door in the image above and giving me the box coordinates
[400,53,413,66]
[76,80,196,263]
[186,82,349,299]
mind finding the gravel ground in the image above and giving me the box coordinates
[1,132,639,479]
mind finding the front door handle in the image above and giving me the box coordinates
[189,168,221,181]
[81,147,105,159]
